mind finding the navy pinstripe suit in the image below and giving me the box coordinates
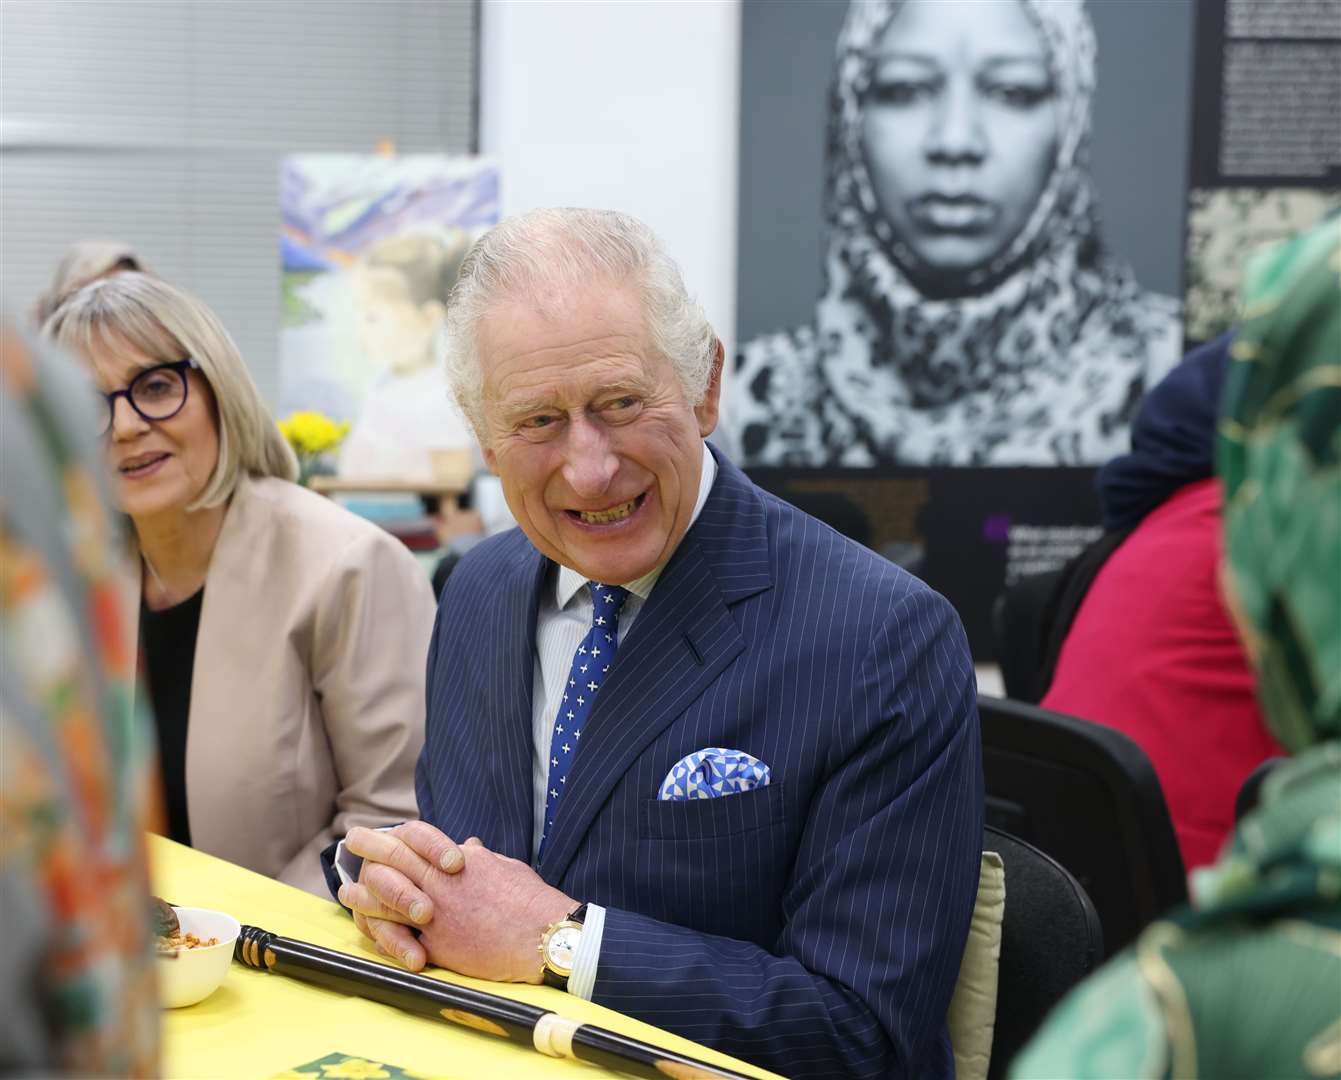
[417,447,983,1078]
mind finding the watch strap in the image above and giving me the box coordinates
[541,902,588,991]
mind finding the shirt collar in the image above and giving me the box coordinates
[556,441,718,608]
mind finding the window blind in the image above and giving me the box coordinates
[1,0,478,403]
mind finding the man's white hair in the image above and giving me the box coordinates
[443,208,718,439]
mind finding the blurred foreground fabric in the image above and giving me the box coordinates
[0,327,160,1076]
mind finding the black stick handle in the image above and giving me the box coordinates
[234,926,756,1080]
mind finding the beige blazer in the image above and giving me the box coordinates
[165,474,435,895]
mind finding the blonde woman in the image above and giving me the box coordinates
[45,272,436,896]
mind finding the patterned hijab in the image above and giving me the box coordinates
[734,0,1181,466]
[1218,217,1341,753]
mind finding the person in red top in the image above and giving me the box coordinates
[1042,338,1284,871]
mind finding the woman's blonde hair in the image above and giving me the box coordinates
[43,271,297,508]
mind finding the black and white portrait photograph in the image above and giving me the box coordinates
[730,0,1194,468]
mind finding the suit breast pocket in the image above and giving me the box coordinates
[634,783,791,943]
[638,782,787,841]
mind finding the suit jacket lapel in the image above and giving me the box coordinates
[539,450,773,882]
[485,540,548,862]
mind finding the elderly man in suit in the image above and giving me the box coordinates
[332,208,983,1079]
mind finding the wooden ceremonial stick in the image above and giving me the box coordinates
[234,926,757,1080]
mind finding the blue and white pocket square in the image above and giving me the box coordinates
[658,747,772,801]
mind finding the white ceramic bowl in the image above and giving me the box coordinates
[157,906,241,1008]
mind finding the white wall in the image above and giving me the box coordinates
[479,0,741,359]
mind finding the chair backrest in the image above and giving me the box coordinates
[992,571,1062,704]
[985,825,1104,1080]
[978,694,1187,954]
[992,530,1133,703]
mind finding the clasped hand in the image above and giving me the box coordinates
[339,822,575,982]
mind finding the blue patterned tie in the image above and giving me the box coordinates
[540,582,630,857]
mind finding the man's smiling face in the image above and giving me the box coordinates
[477,279,721,584]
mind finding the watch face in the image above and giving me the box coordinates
[545,925,581,972]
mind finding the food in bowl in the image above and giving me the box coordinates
[155,905,242,1008]
[157,929,220,954]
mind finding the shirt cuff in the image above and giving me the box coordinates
[333,838,363,889]
[333,824,398,889]
[567,903,605,1001]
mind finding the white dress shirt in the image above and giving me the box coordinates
[336,443,718,999]
[534,442,716,999]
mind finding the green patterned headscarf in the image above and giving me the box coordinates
[1218,217,1341,752]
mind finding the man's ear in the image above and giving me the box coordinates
[481,440,500,475]
[694,338,725,437]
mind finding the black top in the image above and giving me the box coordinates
[140,587,204,846]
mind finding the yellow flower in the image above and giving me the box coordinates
[278,411,350,456]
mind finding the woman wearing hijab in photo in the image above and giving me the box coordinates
[733,0,1182,467]
[1013,218,1340,1079]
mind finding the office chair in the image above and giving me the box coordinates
[985,825,1104,1080]
[978,695,1186,954]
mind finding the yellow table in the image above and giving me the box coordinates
[153,837,779,1080]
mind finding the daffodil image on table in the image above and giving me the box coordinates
[270,1051,456,1080]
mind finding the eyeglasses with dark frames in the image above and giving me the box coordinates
[101,357,201,436]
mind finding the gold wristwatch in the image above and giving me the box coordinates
[539,903,587,991]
